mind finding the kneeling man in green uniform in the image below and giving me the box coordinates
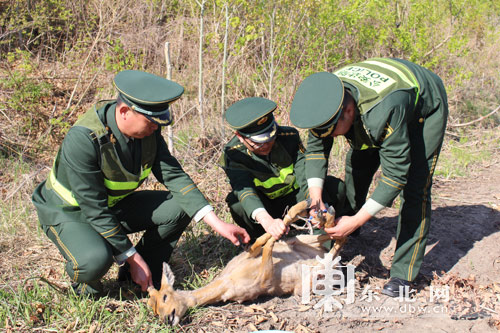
[32,70,250,296]
[221,97,346,241]
[290,58,448,297]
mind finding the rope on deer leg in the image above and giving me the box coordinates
[290,215,315,234]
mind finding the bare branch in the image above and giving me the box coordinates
[448,105,500,128]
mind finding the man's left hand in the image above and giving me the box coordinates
[203,211,251,246]
[217,223,251,246]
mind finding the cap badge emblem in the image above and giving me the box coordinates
[257,116,268,125]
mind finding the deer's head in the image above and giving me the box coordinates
[148,262,189,326]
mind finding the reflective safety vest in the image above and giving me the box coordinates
[253,163,299,199]
[46,103,156,207]
[334,58,420,150]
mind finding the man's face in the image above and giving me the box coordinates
[237,133,276,156]
[122,108,159,138]
[331,98,356,137]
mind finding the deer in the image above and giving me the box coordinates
[147,199,348,325]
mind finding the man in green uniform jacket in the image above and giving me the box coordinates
[290,58,448,297]
[221,97,345,240]
[32,70,250,296]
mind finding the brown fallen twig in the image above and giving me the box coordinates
[448,105,500,128]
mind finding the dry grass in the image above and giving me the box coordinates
[1,0,499,330]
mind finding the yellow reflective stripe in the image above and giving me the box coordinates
[108,192,134,207]
[253,164,298,199]
[49,165,151,207]
[103,167,151,190]
[265,182,299,199]
[49,169,79,206]
[364,59,420,106]
[253,164,294,189]
[363,59,418,88]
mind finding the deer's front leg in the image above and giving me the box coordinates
[329,237,348,258]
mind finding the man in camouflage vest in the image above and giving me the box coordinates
[32,70,249,297]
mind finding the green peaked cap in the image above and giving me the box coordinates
[290,72,344,129]
[224,97,277,137]
[113,70,184,126]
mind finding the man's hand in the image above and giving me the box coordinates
[308,186,326,217]
[324,208,372,239]
[216,223,251,246]
[127,252,153,292]
[203,211,250,246]
[256,211,287,240]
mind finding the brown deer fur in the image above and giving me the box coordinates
[147,200,347,325]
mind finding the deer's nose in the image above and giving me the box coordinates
[167,309,176,325]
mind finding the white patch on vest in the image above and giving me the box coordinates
[335,66,396,93]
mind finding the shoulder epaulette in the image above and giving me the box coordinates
[228,143,244,151]
[277,126,299,137]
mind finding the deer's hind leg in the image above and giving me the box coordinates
[248,200,310,258]
[248,233,272,258]
[258,237,276,289]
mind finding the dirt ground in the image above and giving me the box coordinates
[3,159,499,332]
[188,160,500,332]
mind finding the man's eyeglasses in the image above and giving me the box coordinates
[245,137,266,149]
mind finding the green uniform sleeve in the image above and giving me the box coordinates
[152,131,210,217]
[60,128,133,255]
[222,145,265,218]
[368,93,412,207]
[291,135,309,197]
[304,131,334,181]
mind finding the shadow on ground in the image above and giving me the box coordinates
[340,204,500,285]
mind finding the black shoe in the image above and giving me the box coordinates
[382,277,411,297]
[71,281,103,299]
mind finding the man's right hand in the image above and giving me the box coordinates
[126,252,153,291]
[256,211,287,240]
[308,186,326,218]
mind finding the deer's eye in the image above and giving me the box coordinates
[163,294,168,302]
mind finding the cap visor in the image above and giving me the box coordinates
[144,111,172,126]
[248,124,277,143]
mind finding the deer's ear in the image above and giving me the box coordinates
[162,262,176,287]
